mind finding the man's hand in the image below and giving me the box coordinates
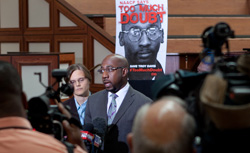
[58,103,86,150]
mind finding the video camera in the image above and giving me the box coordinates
[199,22,235,68]
[152,22,250,128]
[201,22,234,56]
[151,22,250,153]
[27,69,76,141]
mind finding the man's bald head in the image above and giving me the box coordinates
[102,54,129,68]
[100,54,129,93]
[128,96,196,153]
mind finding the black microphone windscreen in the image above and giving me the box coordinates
[83,123,94,132]
[93,117,107,138]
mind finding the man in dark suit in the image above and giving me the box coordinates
[63,63,92,128]
[84,54,152,153]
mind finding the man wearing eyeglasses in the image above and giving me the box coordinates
[118,4,165,80]
[63,63,92,128]
[84,54,152,153]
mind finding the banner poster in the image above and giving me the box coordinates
[115,0,168,80]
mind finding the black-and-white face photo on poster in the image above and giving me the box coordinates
[115,0,168,80]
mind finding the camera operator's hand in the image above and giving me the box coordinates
[58,103,86,151]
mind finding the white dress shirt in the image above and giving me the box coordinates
[106,82,130,114]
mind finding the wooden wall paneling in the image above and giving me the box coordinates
[0,28,22,36]
[59,52,75,65]
[0,55,11,63]
[83,33,90,68]
[179,53,200,72]
[89,17,105,29]
[88,27,115,54]
[11,54,59,87]
[86,29,94,70]
[228,38,250,52]
[167,38,250,53]
[0,36,23,42]
[168,17,250,36]
[87,27,115,72]
[55,0,115,45]
[54,0,88,34]
[104,17,116,37]
[168,39,203,53]
[0,36,24,53]
[54,35,86,69]
[24,35,53,52]
[165,54,180,74]
[248,0,250,13]
[22,0,53,35]
[55,0,115,60]
[0,0,23,35]
[65,0,115,15]
[54,34,87,52]
[65,0,250,15]
[168,0,250,15]
[86,28,95,85]
[165,53,200,74]
[104,17,250,37]
[11,53,59,106]
[90,84,105,94]
[19,0,23,35]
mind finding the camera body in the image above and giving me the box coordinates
[28,69,74,140]
[201,22,234,56]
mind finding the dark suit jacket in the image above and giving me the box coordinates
[63,97,80,123]
[84,86,152,153]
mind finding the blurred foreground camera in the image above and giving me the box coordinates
[152,22,250,153]
[151,70,208,101]
[28,69,75,141]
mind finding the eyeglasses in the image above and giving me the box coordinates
[122,26,162,42]
[97,66,124,74]
[69,77,85,85]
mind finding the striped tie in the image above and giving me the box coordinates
[107,93,118,125]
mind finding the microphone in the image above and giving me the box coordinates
[93,134,102,148]
[93,117,107,140]
[92,117,107,153]
[82,123,94,152]
[81,131,94,142]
